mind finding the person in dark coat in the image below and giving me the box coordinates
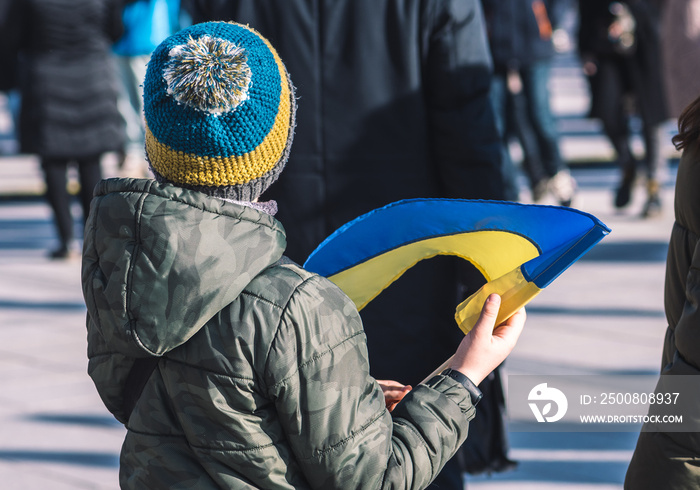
[482,0,577,206]
[186,1,515,487]
[624,95,700,489]
[12,0,126,258]
[577,0,667,217]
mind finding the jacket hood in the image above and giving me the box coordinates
[82,178,286,358]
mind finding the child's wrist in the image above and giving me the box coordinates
[441,368,483,406]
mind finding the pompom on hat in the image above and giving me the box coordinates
[143,21,296,201]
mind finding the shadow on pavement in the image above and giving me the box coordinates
[0,299,85,310]
[26,413,121,428]
[579,240,669,263]
[0,450,118,467]
[526,305,665,318]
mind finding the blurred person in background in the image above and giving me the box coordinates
[8,0,126,259]
[624,94,700,489]
[482,0,577,206]
[577,0,667,218]
[187,1,516,488]
[113,0,183,176]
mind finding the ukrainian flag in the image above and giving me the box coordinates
[304,199,610,334]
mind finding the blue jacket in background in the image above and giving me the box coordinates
[113,0,181,56]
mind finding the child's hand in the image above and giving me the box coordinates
[449,294,525,385]
[377,379,412,412]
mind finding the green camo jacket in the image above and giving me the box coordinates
[82,178,476,489]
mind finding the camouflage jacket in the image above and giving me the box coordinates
[82,178,476,489]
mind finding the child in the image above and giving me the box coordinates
[82,21,525,489]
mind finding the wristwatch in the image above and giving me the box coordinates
[441,368,483,406]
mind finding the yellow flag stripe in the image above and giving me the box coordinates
[454,266,542,334]
[328,230,539,311]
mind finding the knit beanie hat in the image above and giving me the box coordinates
[143,21,296,201]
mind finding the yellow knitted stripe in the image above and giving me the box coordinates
[147,46,292,187]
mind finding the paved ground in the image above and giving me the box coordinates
[0,48,682,488]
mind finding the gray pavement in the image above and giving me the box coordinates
[0,50,682,489]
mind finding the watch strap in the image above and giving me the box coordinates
[441,368,483,406]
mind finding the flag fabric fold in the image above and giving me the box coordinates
[304,198,610,334]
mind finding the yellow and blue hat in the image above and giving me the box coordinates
[143,21,296,200]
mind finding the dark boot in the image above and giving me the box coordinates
[615,163,637,209]
[641,179,662,218]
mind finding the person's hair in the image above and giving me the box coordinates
[673,94,700,151]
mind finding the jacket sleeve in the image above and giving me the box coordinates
[662,229,700,370]
[265,275,476,489]
[422,0,508,200]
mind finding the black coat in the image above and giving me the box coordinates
[577,0,667,125]
[14,0,126,158]
[190,0,509,264]
[188,0,509,382]
[188,0,507,381]
[188,1,514,480]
